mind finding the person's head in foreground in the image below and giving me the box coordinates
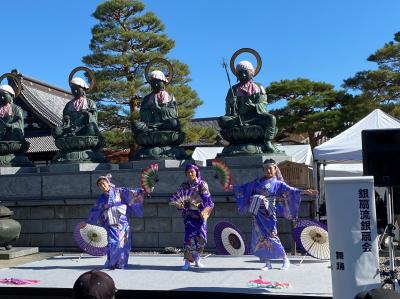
[73,270,117,299]
[354,287,400,299]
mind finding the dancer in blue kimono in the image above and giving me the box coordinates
[83,174,145,269]
[233,159,318,270]
[170,164,214,270]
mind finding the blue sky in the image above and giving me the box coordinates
[1,0,399,118]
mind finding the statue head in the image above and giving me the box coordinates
[70,77,89,98]
[235,61,255,83]
[0,85,15,107]
[149,70,167,93]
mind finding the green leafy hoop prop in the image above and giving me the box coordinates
[230,48,262,77]
[68,66,96,92]
[144,58,174,85]
[0,73,22,97]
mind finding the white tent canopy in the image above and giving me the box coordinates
[313,109,400,163]
[192,144,313,166]
[313,109,400,214]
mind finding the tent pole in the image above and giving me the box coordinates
[320,163,326,222]
[313,161,320,219]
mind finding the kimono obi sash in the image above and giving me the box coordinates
[106,204,127,226]
[104,190,127,226]
[249,195,264,215]
[249,195,275,215]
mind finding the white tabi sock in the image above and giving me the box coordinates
[195,257,204,268]
[261,260,272,271]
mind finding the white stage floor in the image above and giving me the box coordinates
[0,254,332,297]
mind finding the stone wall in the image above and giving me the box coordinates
[0,158,316,252]
[6,196,314,252]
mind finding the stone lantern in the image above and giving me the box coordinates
[0,205,21,250]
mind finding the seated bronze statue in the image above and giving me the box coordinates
[218,48,280,155]
[132,70,180,134]
[52,67,106,163]
[0,72,32,166]
[131,58,187,160]
[53,75,100,139]
[0,84,24,142]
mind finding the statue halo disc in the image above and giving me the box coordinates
[230,48,262,77]
[68,66,96,92]
[0,73,22,97]
[145,58,174,85]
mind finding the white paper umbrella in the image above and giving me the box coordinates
[214,221,248,255]
[73,222,108,256]
[220,227,246,256]
[300,225,330,260]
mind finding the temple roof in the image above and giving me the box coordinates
[191,117,220,131]
[8,72,72,154]
[19,74,72,127]
[26,135,57,153]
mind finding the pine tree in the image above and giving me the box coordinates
[82,0,215,154]
[343,31,400,117]
[266,78,359,148]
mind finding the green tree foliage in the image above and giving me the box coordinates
[83,0,215,151]
[343,31,400,117]
[266,78,359,148]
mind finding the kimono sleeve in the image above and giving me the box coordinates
[198,180,214,210]
[120,187,145,217]
[233,180,256,215]
[275,181,302,220]
[86,196,103,225]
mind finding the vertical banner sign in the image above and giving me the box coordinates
[325,176,380,299]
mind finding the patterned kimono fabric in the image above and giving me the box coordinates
[87,187,144,269]
[234,176,301,261]
[174,178,214,262]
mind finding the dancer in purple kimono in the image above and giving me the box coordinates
[233,159,317,270]
[170,164,214,270]
[83,174,145,269]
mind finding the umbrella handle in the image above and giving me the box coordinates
[77,253,84,262]
[299,242,314,265]
[76,240,93,262]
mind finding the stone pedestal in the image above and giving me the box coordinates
[206,153,292,167]
[0,140,34,167]
[40,163,119,173]
[119,159,203,170]
[132,131,189,160]
[52,136,107,163]
[0,167,38,175]
[0,247,38,259]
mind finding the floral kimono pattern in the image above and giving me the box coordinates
[87,187,145,269]
[171,178,214,262]
[234,177,301,260]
